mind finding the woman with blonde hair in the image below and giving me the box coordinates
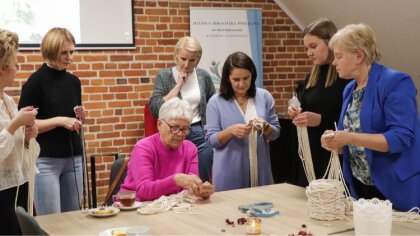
[322,23,420,211]
[0,28,39,235]
[19,27,86,215]
[288,18,349,186]
[149,36,215,182]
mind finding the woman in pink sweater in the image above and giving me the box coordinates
[121,97,214,201]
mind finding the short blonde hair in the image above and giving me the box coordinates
[159,97,193,124]
[329,23,381,64]
[175,36,202,60]
[0,29,19,70]
[41,27,75,64]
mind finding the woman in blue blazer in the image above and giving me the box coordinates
[321,23,420,211]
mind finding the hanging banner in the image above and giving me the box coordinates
[190,8,263,90]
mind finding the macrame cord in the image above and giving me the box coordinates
[15,127,38,216]
[137,190,199,215]
[288,94,351,220]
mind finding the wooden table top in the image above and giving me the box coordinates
[36,183,419,235]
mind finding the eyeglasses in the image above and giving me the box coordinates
[162,119,191,135]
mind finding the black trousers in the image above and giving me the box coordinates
[0,182,28,235]
[353,176,386,200]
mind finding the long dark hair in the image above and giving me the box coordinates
[219,51,257,100]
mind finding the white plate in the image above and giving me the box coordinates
[113,201,142,210]
[99,227,129,236]
[88,207,120,217]
[99,226,149,236]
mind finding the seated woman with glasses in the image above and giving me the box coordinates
[120,97,214,201]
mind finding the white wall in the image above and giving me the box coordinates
[275,0,420,108]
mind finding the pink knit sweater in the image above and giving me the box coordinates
[121,133,198,201]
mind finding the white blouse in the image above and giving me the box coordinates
[172,67,201,124]
[0,93,40,191]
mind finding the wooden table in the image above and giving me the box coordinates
[36,183,419,235]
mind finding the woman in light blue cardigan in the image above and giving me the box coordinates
[205,52,280,191]
[322,24,420,211]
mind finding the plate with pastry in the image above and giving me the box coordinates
[89,206,120,217]
[99,227,129,236]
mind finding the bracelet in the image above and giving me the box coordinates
[263,123,270,131]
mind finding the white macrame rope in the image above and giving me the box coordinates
[392,207,420,223]
[306,150,352,221]
[296,126,316,182]
[27,138,37,216]
[248,118,265,188]
[137,191,199,215]
[15,127,37,216]
[298,124,352,221]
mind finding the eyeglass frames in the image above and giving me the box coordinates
[162,119,191,135]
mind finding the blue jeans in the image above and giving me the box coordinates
[187,123,214,182]
[34,156,83,215]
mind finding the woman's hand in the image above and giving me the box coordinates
[288,105,301,118]
[8,107,38,135]
[14,106,38,127]
[176,71,188,88]
[250,118,268,132]
[24,124,39,147]
[196,181,214,199]
[25,124,38,140]
[321,130,348,151]
[174,174,203,195]
[229,123,252,139]
[74,105,86,122]
[60,117,83,132]
[292,111,321,127]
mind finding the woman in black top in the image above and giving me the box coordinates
[18,27,86,215]
[288,18,349,186]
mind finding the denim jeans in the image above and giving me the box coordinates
[187,123,214,182]
[34,155,83,215]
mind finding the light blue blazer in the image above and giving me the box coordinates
[339,63,420,211]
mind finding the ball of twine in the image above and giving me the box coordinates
[306,179,349,221]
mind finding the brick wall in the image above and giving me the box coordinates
[6,0,311,204]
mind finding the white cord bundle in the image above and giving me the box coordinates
[297,126,316,182]
[137,191,197,215]
[27,138,37,216]
[248,118,265,188]
[15,127,38,216]
[287,93,316,182]
[393,207,420,223]
[306,150,352,220]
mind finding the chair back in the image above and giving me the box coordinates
[106,157,129,205]
[15,206,46,235]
